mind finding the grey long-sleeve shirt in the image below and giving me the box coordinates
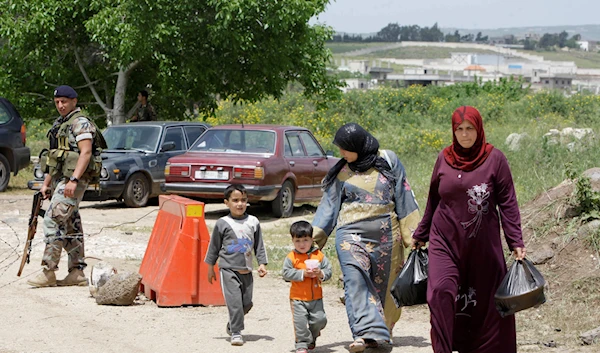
[204,213,268,271]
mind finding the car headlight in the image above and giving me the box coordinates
[34,166,44,179]
[100,167,109,180]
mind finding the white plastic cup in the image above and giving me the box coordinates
[304,259,320,270]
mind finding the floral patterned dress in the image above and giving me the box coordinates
[413,149,525,353]
[312,150,420,342]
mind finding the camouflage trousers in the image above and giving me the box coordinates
[42,177,88,272]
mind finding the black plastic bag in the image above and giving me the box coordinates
[494,258,546,318]
[390,248,428,307]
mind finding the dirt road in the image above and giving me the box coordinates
[0,193,433,353]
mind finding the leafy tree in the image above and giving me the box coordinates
[538,33,557,49]
[0,0,340,125]
[421,23,444,42]
[332,33,365,42]
[523,38,537,50]
[475,32,488,43]
[445,30,461,43]
[329,22,443,43]
[565,34,583,49]
[558,30,569,48]
[376,23,402,42]
[460,33,474,42]
[400,25,421,41]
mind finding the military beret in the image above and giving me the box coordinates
[54,85,78,98]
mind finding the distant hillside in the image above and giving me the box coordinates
[440,24,600,41]
[335,25,600,41]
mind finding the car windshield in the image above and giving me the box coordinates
[190,129,276,154]
[103,125,161,152]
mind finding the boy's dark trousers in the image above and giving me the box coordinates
[221,268,254,333]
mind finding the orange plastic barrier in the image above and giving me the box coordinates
[139,195,224,307]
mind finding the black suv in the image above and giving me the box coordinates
[0,98,31,191]
[29,121,209,207]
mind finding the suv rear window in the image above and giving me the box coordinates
[0,103,11,124]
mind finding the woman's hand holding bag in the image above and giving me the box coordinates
[390,248,429,307]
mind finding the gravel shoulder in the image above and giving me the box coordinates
[1,193,595,353]
[0,194,432,353]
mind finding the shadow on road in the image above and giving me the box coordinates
[393,335,430,348]
[213,333,274,343]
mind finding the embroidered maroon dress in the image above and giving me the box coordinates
[413,149,524,353]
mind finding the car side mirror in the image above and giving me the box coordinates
[161,141,176,152]
[326,150,334,157]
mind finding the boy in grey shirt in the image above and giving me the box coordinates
[206,184,268,346]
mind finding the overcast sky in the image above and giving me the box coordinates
[314,0,599,33]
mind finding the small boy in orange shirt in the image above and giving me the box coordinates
[283,221,332,353]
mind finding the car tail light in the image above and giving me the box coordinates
[233,166,264,180]
[20,124,26,145]
[169,164,191,177]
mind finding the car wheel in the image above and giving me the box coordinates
[123,173,150,207]
[271,180,294,218]
[0,154,9,192]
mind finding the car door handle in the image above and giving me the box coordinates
[289,161,295,166]
[312,160,318,166]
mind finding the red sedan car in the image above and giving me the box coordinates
[162,124,339,217]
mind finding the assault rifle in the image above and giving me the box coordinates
[17,191,46,276]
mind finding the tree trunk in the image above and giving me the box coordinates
[112,68,129,125]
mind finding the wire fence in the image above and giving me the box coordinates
[0,197,157,290]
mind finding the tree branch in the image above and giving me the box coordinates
[24,92,48,99]
[125,60,141,75]
[74,79,103,90]
[74,47,109,112]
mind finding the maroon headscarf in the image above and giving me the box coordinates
[443,106,494,171]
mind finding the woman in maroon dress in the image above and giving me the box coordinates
[412,106,526,353]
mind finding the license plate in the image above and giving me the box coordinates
[195,170,229,180]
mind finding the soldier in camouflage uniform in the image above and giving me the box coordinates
[27,85,96,288]
[131,89,156,122]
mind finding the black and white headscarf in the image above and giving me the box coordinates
[322,123,396,190]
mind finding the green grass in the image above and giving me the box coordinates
[326,42,387,54]
[6,164,34,194]
[327,42,600,68]
[257,225,342,284]
[331,45,499,63]
[515,49,600,69]
[362,46,498,59]
[26,139,47,160]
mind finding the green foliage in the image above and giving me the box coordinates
[194,82,600,208]
[329,23,444,43]
[23,80,600,209]
[566,164,600,221]
[0,0,341,123]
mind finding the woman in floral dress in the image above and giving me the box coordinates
[413,106,526,353]
[312,123,420,352]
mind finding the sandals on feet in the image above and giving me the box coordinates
[349,338,366,352]
[349,338,379,352]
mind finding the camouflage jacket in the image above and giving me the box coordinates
[134,103,156,122]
